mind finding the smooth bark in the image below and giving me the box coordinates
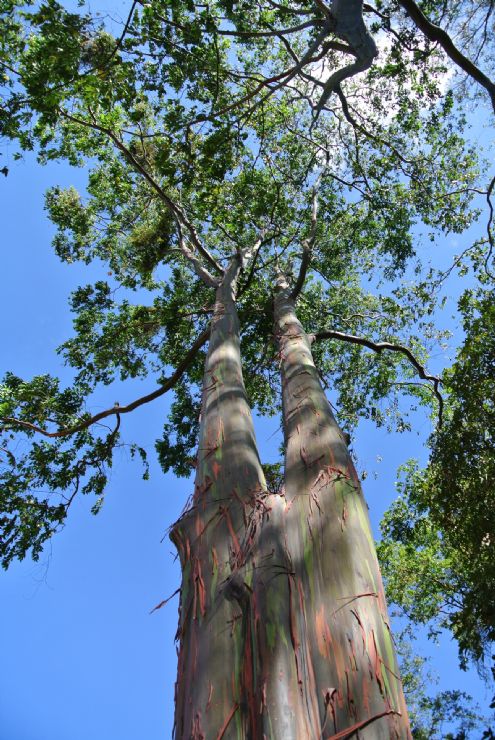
[171,265,411,738]
[171,259,268,738]
[273,275,411,739]
[171,258,312,737]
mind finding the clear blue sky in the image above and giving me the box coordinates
[1,46,493,740]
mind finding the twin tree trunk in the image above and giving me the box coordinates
[171,268,411,739]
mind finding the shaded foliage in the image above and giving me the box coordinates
[379,289,495,665]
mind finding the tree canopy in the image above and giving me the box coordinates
[1,0,495,708]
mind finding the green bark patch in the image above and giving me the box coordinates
[274,283,412,738]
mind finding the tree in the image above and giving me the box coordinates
[1,0,494,736]
[395,622,486,738]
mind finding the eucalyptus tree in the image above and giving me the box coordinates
[1,0,494,736]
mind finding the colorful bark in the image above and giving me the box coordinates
[171,257,312,737]
[273,275,412,739]
[172,263,411,738]
[171,259,268,738]
[249,486,315,738]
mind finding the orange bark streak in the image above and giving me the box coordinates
[221,507,241,558]
[315,605,332,659]
[211,459,222,479]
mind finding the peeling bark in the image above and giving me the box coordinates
[273,274,411,739]
[171,257,313,737]
[171,258,268,738]
[172,263,411,738]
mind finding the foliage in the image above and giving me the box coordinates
[396,624,487,738]
[0,371,147,565]
[378,288,495,665]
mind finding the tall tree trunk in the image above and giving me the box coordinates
[171,263,411,738]
[171,259,269,738]
[273,275,412,739]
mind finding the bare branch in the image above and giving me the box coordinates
[311,329,444,424]
[1,329,210,440]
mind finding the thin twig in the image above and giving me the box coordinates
[311,329,444,424]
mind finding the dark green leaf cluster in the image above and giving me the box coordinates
[156,379,201,478]
[379,288,495,665]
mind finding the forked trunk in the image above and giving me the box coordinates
[171,265,411,738]
[171,261,320,737]
[273,275,411,738]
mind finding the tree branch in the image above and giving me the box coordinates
[312,0,378,122]
[265,0,313,16]
[397,0,495,112]
[1,329,210,440]
[192,23,333,125]
[175,220,221,288]
[484,173,495,278]
[290,156,328,300]
[219,232,267,300]
[104,0,138,64]
[214,19,320,38]
[311,329,444,424]
[238,232,278,296]
[59,109,223,283]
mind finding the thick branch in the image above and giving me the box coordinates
[175,220,221,288]
[1,329,210,440]
[313,0,378,120]
[220,232,266,301]
[238,232,277,296]
[397,0,495,112]
[311,329,444,424]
